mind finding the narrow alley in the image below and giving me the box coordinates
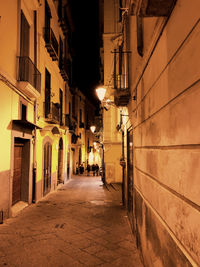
[0,176,143,267]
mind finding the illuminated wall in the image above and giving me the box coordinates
[124,0,200,265]
[102,0,123,183]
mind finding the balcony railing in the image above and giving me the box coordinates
[18,56,41,94]
[44,28,58,61]
[113,50,130,106]
[59,57,68,81]
[116,74,128,90]
[58,5,68,34]
[64,114,77,133]
[44,102,60,124]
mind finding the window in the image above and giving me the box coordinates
[59,89,63,125]
[20,11,30,57]
[69,102,71,117]
[45,0,51,30]
[59,37,63,69]
[21,103,27,121]
[137,16,143,57]
[79,109,82,123]
[45,68,51,117]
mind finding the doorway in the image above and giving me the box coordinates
[57,138,63,184]
[43,142,52,195]
[12,143,23,205]
[12,138,30,205]
[71,148,75,174]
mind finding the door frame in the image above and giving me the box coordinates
[12,141,24,205]
[57,137,63,184]
[42,137,52,196]
[10,131,32,214]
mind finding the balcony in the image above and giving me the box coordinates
[59,57,68,81]
[114,74,130,106]
[113,49,130,106]
[44,102,60,124]
[64,114,77,133]
[44,28,58,61]
[131,0,177,17]
[69,121,77,133]
[17,56,41,99]
[58,5,68,35]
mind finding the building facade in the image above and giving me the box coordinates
[100,0,200,266]
[0,0,96,220]
[99,0,124,184]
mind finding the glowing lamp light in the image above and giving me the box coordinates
[90,125,96,133]
[96,87,106,101]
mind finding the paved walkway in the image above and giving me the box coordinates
[0,176,143,267]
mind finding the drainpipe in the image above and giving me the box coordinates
[122,130,125,205]
[32,101,37,203]
[32,10,37,203]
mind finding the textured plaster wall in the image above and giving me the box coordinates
[104,142,122,183]
[0,1,18,78]
[128,0,200,265]
[103,0,123,183]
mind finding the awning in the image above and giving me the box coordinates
[12,120,42,130]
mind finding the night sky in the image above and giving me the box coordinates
[70,0,100,105]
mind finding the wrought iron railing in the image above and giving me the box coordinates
[44,102,60,123]
[59,57,68,81]
[18,56,41,93]
[113,50,130,90]
[64,114,77,132]
[116,74,129,90]
[44,27,59,59]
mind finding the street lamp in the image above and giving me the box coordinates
[96,87,106,101]
[96,86,115,110]
[90,125,96,133]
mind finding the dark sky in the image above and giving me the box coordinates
[70,0,100,105]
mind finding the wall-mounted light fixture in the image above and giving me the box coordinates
[96,87,106,101]
[95,86,115,110]
[90,125,96,133]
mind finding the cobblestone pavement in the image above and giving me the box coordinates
[0,176,143,267]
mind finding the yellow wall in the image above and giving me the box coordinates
[0,84,12,171]
[0,1,18,79]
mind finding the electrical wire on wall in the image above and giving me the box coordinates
[0,73,33,105]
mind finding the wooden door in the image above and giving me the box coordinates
[12,143,24,205]
[43,142,52,195]
[57,138,63,184]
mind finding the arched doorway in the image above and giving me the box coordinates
[57,138,63,184]
[43,141,52,196]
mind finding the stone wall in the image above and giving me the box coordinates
[128,0,200,265]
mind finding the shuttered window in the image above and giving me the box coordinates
[20,11,30,57]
